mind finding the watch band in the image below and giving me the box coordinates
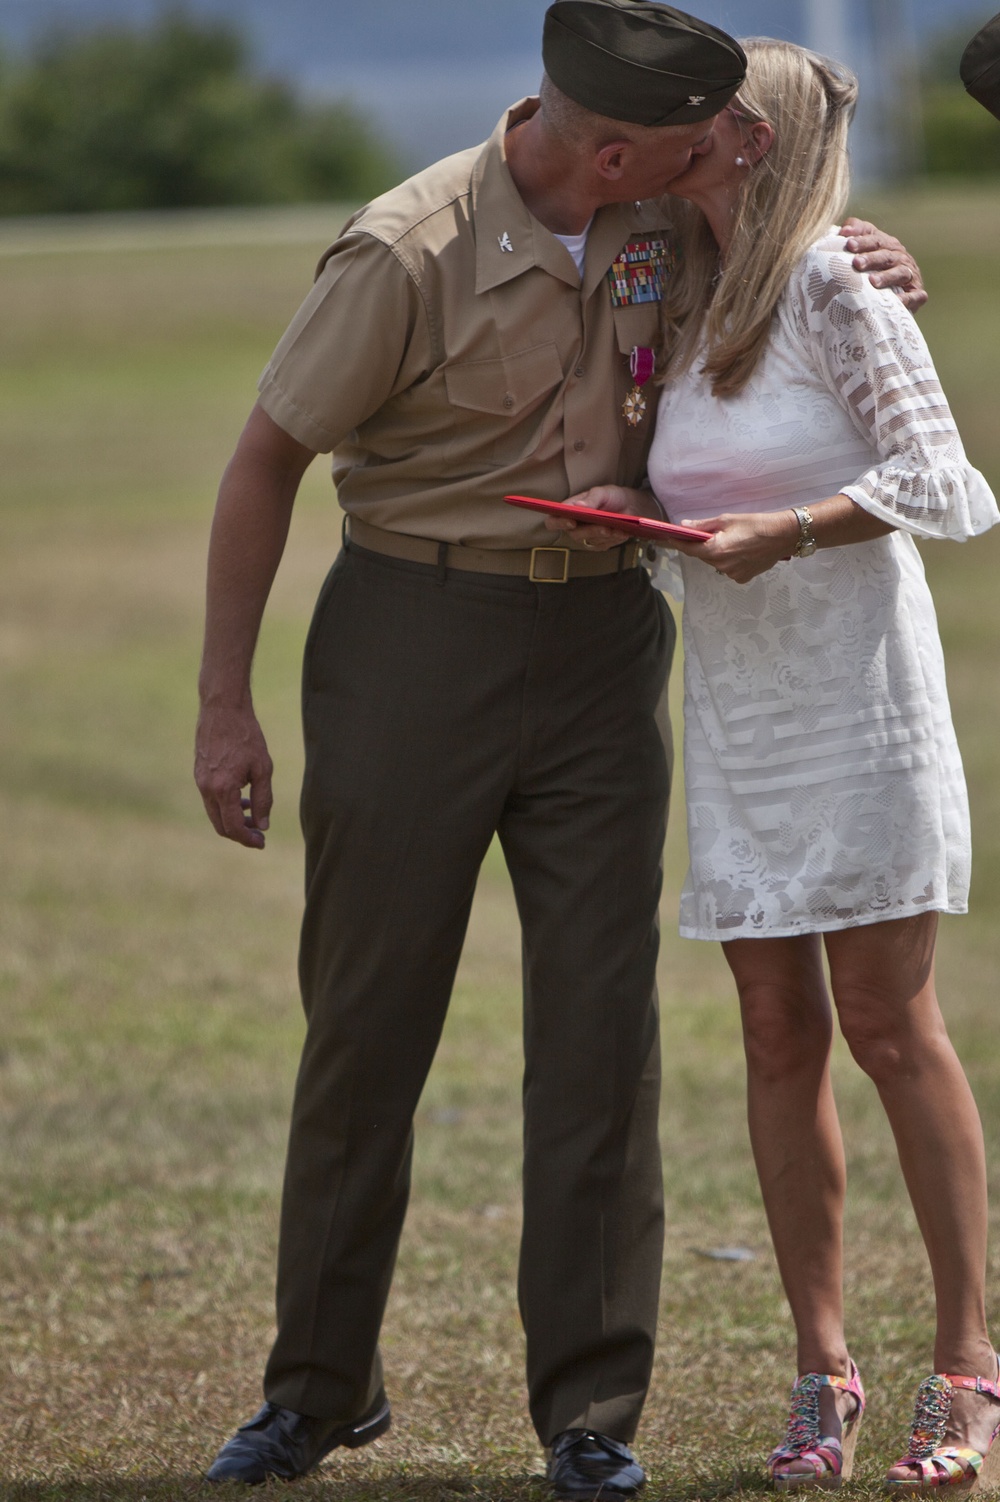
[791,505,817,557]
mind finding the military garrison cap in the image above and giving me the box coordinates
[543,0,746,126]
[961,12,1000,121]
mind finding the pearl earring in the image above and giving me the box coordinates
[735,155,747,166]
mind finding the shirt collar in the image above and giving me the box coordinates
[472,101,549,294]
[472,102,657,298]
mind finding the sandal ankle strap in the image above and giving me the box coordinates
[938,1373,1000,1403]
[810,1360,866,1411]
[825,1368,865,1404]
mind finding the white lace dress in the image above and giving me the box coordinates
[648,233,999,941]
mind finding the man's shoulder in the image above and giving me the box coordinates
[349,143,483,255]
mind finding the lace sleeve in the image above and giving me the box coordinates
[786,242,999,540]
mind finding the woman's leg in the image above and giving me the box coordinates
[724,936,857,1455]
[824,913,995,1469]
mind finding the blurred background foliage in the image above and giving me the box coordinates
[921,21,1000,179]
[0,11,401,215]
[0,7,995,215]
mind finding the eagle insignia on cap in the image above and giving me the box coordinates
[608,238,676,307]
[688,94,706,105]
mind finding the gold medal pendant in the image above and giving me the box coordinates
[622,385,647,427]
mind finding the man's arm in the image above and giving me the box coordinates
[195,403,317,849]
[841,217,928,313]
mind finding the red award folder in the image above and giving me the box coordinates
[504,494,712,543]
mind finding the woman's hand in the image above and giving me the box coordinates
[542,485,655,550]
[671,510,800,583]
[672,495,894,582]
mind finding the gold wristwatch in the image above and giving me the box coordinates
[791,505,817,558]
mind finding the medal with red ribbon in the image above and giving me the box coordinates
[622,345,655,427]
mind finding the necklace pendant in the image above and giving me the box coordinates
[622,385,647,427]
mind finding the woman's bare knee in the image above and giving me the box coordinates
[741,986,833,1082]
[826,916,948,1086]
[725,936,832,1084]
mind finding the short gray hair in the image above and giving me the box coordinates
[539,73,709,151]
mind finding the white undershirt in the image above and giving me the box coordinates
[553,217,593,277]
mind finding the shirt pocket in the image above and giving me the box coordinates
[611,303,662,358]
[444,342,564,466]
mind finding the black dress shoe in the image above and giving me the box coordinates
[546,1428,646,1499]
[205,1393,391,1483]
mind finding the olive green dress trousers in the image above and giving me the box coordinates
[263,539,675,1445]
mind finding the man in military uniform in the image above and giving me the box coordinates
[195,3,925,1495]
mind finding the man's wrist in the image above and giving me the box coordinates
[198,684,254,712]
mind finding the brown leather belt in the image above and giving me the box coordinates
[345,515,641,583]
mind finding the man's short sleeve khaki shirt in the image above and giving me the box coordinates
[258,100,675,549]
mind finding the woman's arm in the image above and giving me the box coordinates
[791,246,998,540]
[667,495,893,583]
[670,245,998,583]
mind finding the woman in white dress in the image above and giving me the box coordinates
[557,37,1000,1496]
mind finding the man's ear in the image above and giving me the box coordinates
[744,120,775,166]
[594,140,632,181]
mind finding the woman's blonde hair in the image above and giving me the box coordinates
[660,38,858,397]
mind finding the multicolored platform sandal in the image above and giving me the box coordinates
[767,1362,866,1492]
[885,1369,1000,1494]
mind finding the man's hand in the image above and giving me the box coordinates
[195,700,274,849]
[841,217,927,313]
[542,484,655,550]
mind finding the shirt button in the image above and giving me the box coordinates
[573,438,586,452]
[575,365,585,378]
[503,393,514,409]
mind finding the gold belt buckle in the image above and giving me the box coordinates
[529,546,571,583]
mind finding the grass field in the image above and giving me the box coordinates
[4,187,1000,1500]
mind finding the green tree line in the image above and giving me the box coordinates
[0,12,401,215]
[920,21,1000,178]
[1,10,997,211]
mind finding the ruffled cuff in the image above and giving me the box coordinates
[842,463,1000,542]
